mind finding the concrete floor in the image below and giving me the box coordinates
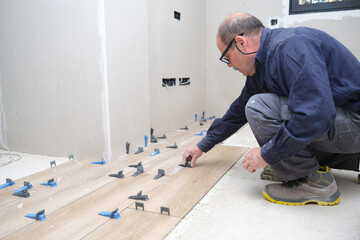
[165,124,360,240]
[1,124,359,240]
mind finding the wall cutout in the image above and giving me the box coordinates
[174,11,181,20]
[179,77,190,86]
[162,78,176,87]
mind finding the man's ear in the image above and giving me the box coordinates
[235,35,246,48]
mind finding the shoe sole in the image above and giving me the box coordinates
[260,174,277,181]
[263,190,341,206]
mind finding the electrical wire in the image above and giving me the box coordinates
[0,152,22,167]
[0,73,22,167]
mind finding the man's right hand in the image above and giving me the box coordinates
[182,145,203,167]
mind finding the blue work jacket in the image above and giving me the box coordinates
[198,27,360,165]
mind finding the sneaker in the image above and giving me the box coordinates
[263,166,341,206]
[260,165,278,181]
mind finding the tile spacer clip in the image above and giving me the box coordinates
[0,178,15,189]
[13,181,33,196]
[135,202,144,211]
[130,162,144,177]
[50,161,56,168]
[126,142,130,154]
[128,191,149,201]
[150,148,160,156]
[150,128,158,143]
[109,170,125,178]
[166,143,177,149]
[179,160,191,168]
[98,208,121,219]
[160,206,170,216]
[25,209,47,221]
[40,178,57,187]
[153,169,165,180]
[92,157,106,165]
[13,188,30,198]
[134,147,144,154]
[179,126,188,130]
[157,134,167,139]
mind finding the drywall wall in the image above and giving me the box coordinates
[1,0,358,159]
[0,0,105,159]
[205,0,360,117]
[104,0,151,158]
[147,0,207,135]
[0,0,151,160]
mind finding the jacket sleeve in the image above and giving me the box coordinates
[197,76,260,152]
[261,36,336,164]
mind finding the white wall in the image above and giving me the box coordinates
[0,0,358,159]
[0,0,105,159]
[147,0,207,135]
[0,0,151,160]
[205,0,360,117]
[105,0,151,159]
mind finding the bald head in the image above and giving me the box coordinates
[217,12,264,45]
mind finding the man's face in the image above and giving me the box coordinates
[217,37,256,77]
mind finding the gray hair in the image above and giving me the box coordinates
[217,13,264,45]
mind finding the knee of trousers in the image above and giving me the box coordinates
[245,93,281,125]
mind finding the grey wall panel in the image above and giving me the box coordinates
[0,0,105,159]
[105,0,151,159]
[148,0,207,135]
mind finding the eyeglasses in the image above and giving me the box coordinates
[219,33,258,64]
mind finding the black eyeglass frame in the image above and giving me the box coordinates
[219,33,258,64]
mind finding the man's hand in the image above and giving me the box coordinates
[182,145,203,167]
[242,147,268,173]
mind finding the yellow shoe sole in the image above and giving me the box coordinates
[263,190,341,206]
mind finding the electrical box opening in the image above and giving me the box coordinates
[179,77,190,86]
[174,11,181,20]
[162,78,176,87]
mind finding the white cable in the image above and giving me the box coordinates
[0,72,9,151]
[0,73,22,167]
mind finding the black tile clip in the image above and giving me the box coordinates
[154,169,165,180]
[179,126,188,130]
[129,162,144,177]
[50,161,56,168]
[134,147,143,154]
[179,160,191,168]
[129,162,142,168]
[150,135,158,143]
[135,202,144,211]
[150,128,158,143]
[166,143,178,149]
[13,188,30,198]
[128,191,149,201]
[160,206,170,216]
[109,170,125,178]
[126,142,130,154]
[157,134,167,139]
[200,111,207,122]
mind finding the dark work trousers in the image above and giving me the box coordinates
[245,93,360,181]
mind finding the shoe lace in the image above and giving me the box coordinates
[282,176,309,188]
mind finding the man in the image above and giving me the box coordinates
[183,12,360,206]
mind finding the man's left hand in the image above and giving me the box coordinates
[242,147,268,173]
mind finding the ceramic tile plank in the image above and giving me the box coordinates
[3,173,168,240]
[82,208,181,240]
[0,152,161,238]
[129,145,248,218]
